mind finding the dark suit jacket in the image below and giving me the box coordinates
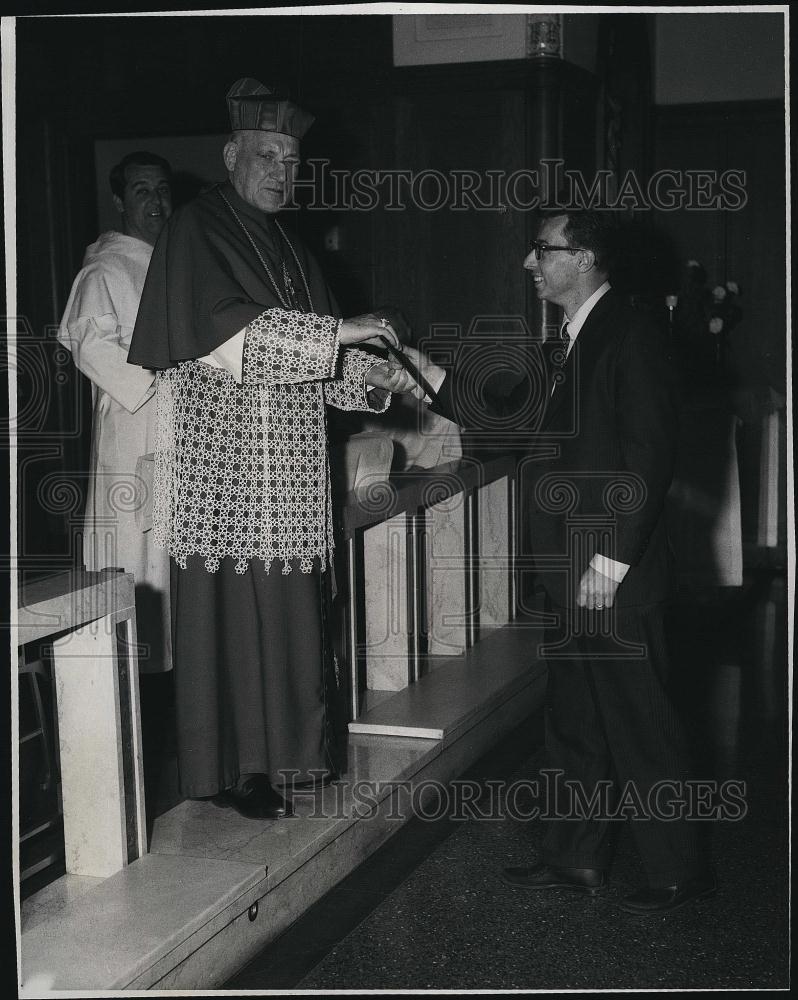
[431,289,679,608]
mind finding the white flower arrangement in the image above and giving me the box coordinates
[671,260,743,371]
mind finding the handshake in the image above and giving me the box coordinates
[339,309,443,402]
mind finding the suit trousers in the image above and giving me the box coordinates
[540,600,704,886]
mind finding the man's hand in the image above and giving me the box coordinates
[339,313,399,348]
[399,345,446,401]
[365,361,418,394]
[577,565,620,610]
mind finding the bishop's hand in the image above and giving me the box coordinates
[339,313,400,349]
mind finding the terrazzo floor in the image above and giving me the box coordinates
[227,570,789,992]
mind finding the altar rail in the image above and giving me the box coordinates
[19,461,550,992]
[17,570,146,880]
[336,455,518,721]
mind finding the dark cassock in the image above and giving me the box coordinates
[128,83,391,802]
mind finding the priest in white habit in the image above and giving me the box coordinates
[128,79,414,820]
[58,150,174,676]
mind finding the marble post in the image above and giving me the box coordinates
[363,515,411,691]
[426,491,468,660]
[478,476,510,632]
[758,408,780,548]
[51,611,146,878]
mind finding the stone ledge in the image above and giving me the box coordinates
[349,617,547,740]
[19,853,268,993]
[18,619,546,992]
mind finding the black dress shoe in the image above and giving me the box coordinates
[214,774,294,819]
[284,771,340,791]
[617,872,716,914]
[501,863,607,895]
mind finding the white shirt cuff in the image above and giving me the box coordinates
[590,553,630,583]
[427,365,447,396]
[417,364,447,404]
[199,327,247,383]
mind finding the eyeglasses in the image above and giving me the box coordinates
[528,240,586,261]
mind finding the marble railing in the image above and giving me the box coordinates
[335,455,517,719]
[17,570,146,879]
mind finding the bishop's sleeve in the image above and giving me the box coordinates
[241,308,342,385]
[324,348,391,413]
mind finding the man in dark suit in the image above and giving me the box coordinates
[402,208,715,914]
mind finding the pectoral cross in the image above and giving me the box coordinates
[282,261,300,310]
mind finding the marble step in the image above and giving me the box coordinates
[19,618,547,991]
[349,616,548,740]
[19,853,269,992]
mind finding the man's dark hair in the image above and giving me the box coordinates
[109,151,172,198]
[539,206,619,273]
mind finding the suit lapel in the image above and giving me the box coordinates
[571,288,618,361]
[541,290,618,430]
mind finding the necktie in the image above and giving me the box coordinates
[551,324,570,394]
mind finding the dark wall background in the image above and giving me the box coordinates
[652,99,786,549]
[13,12,787,579]
[652,100,785,397]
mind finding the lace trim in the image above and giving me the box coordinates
[244,308,340,384]
[152,310,385,574]
[324,348,391,413]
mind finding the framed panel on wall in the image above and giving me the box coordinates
[393,13,534,66]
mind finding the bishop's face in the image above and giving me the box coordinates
[224,131,300,214]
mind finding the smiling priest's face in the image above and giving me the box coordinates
[114,164,172,246]
[224,131,300,214]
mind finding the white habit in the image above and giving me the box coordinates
[58,231,171,672]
